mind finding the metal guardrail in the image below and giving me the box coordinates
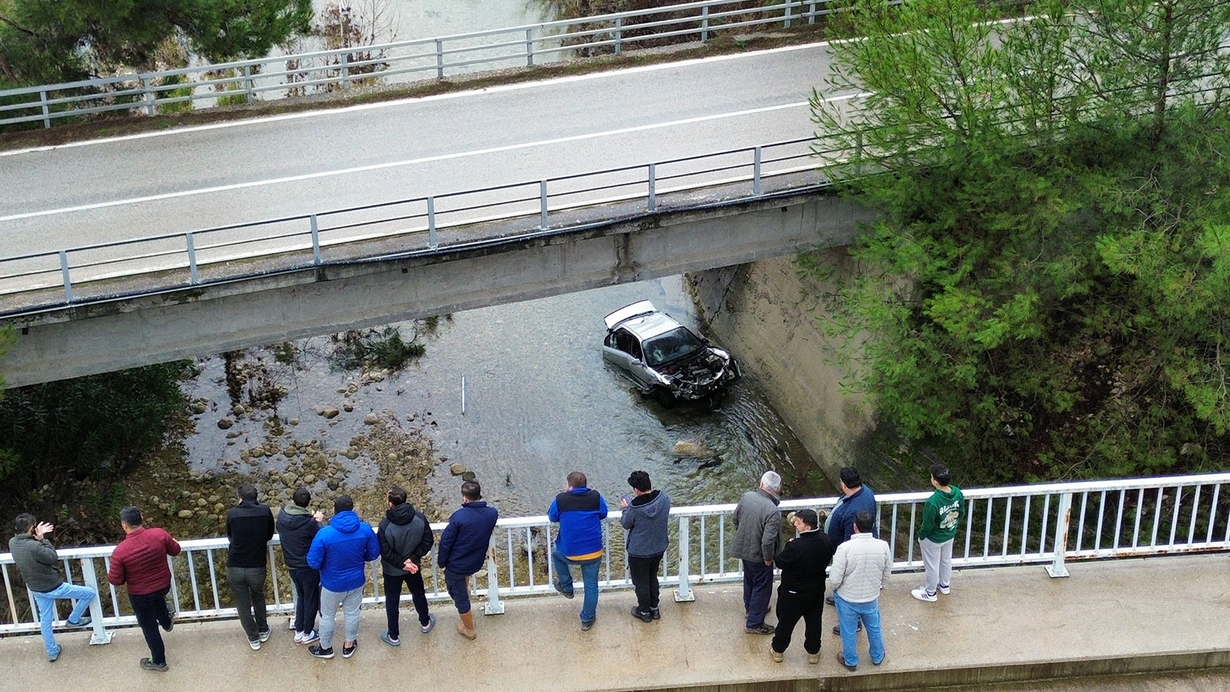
[2,472,1228,641]
[0,136,830,318]
[0,0,836,129]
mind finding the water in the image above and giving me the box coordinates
[182,276,824,517]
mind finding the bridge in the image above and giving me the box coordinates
[2,473,1229,690]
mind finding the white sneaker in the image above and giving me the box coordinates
[300,630,319,645]
[937,584,951,595]
[911,587,938,603]
[293,631,305,644]
[248,639,261,651]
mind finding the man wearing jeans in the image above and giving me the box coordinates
[107,506,181,672]
[306,495,379,660]
[277,487,325,645]
[827,511,891,671]
[10,513,97,662]
[549,471,608,631]
[437,480,498,640]
[226,483,276,650]
[731,470,782,635]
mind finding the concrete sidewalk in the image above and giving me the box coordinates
[2,554,1227,692]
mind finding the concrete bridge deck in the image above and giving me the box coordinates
[2,554,1226,691]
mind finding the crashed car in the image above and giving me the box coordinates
[602,300,741,404]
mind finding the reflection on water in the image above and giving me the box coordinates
[183,276,826,518]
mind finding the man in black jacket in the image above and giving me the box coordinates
[226,483,276,650]
[771,509,835,665]
[277,487,324,645]
[378,486,435,647]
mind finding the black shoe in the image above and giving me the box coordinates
[832,621,864,636]
[65,616,91,628]
[745,624,775,635]
[838,652,857,672]
[630,606,653,623]
[553,582,574,599]
[342,641,357,658]
[825,595,835,606]
[140,658,168,672]
[650,607,661,620]
[308,644,334,659]
[581,618,595,631]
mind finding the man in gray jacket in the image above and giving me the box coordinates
[378,486,435,647]
[10,513,97,662]
[619,470,670,623]
[827,511,891,671]
[731,470,782,634]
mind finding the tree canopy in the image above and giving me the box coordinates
[807,0,1230,482]
[0,0,313,84]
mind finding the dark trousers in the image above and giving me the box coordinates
[628,553,663,614]
[742,559,774,628]
[129,586,172,665]
[771,586,823,655]
[227,566,268,641]
[383,570,430,639]
[289,567,321,634]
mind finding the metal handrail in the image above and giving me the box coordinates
[2,471,1227,641]
[0,0,834,129]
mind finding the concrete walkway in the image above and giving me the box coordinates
[2,554,1227,691]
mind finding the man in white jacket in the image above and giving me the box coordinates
[826,511,890,671]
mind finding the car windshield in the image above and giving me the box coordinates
[643,327,704,367]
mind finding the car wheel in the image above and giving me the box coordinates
[649,387,676,408]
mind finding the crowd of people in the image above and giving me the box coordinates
[8,464,965,673]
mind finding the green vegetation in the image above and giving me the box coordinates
[806,0,1230,483]
[329,325,427,372]
[0,0,313,85]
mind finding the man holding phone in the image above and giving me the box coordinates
[10,513,98,662]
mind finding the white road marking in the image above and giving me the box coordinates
[0,99,839,223]
[0,42,834,158]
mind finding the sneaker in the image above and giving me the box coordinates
[342,641,357,658]
[162,614,174,633]
[832,621,863,636]
[308,644,334,659]
[911,587,938,603]
[65,616,91,628]
[380,631,400,647]
[553,582,575,599]
[293,631,305,645]
[257,628,271,642]
[420,614,435,634]
[580,619,595,632]
[300,630,319,646]
[808,652,821,665]
[873,655,885,666]
[938,583,951,595]
[825,595,835,606]
[770,649,783,663]
[650,607,661,620]
[838,652,857,672]
[630,606,653,623]
[140,658,169,672]
[745,624,775,635]
[48,648,61,663]
[248,639,261,651]
[287,619,296,630]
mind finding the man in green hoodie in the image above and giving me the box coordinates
[912,464,965,603]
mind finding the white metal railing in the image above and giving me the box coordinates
[0,136,828,317]
[2,472,1227,641]
[0,0,835,130]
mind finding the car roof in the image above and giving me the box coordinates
[604,300,685,340]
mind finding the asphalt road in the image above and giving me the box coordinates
[0,43,850,259]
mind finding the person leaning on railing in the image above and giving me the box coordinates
[106,506,182,673]
[9,513,99,663]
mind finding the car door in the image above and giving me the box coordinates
[603,328,654,391]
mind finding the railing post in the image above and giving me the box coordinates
[39,90,51,129]
[525,28,535,67]
[674,516,695,602]
[700,5,710,42]
[310,214,322,265]
[340,53,350,91]
[142,76,155,116]
[753,146,763,196]
[242,64,255,104]
[427,197,438,248]
[808,0,817,24]
[186,232,199,285]
[648,163,657,212]
[483,550,505,615]
[614,17,623,56]
[539,181,549,230]
[784,0,793,28]
[436,39,445,80]
[59,250,74,303]
[78,560,113,645]
[1046,492,1073,578]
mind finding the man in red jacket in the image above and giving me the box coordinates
[107,506,182,672]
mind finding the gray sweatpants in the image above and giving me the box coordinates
[919,537,954,594]
[318,586,363,650]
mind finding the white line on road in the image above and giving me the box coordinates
[0,42,833,158]
[0,100,824,223]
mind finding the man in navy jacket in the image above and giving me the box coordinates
[306,495,379,659]
[549,471,608,630]
[437,480,498,640]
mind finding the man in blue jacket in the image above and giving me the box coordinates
[549,471,609,631]
[306,495,379,660]
[824,466,877,635]
[437,480,498,640]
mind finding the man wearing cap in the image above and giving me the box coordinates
[770,509,834,664]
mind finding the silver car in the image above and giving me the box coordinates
[602,300,741,404]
